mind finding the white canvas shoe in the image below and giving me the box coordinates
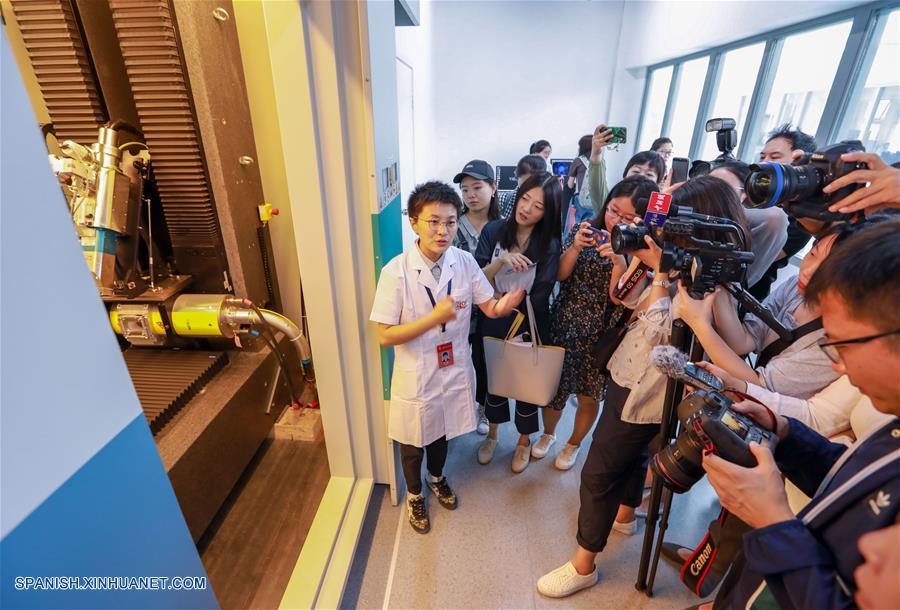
[537,561,598,598]
[511,444,531,473]
[554,443,580,470]
[531,433,556,459]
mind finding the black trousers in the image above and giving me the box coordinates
[470,327,488,406]
[577,379,660,553]
[399,436,448,496]
[480,313,541,435]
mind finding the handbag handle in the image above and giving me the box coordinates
[525,295,542,347]
[504,311,526,341]
[525,295,543,365]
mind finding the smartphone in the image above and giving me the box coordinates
[671,157,690,184]
[585,226,608,245]
[682,363,725,392]
[607,126,627,144]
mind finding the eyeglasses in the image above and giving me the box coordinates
[817,329,900,363]
[415,217,458,232]
[605,205,636,224]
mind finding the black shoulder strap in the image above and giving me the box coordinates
[756,317,823,368]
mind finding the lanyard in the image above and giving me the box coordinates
[424,279,452,333]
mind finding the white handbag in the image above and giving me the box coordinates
[483,296,565,405]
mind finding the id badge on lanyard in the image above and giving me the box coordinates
[425,279,453,369]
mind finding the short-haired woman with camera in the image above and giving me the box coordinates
[537,176,752,599]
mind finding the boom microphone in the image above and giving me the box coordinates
[650,345,725,391]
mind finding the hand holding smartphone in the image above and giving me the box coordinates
[585,226,609,245]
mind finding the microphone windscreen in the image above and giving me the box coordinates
[650,345,690,379]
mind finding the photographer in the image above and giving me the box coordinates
[699,218,900,610]
[536,176,751,599]
[749,124,818,301]
[674,224,857,400]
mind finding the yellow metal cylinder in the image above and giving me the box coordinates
[171,294,229,337]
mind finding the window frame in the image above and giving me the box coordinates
[633,1,897,162]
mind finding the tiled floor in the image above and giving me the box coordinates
[343,400,720,610]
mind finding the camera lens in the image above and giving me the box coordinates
[651,434,706,493]
[611,224,650,253]
[745,162,823,208]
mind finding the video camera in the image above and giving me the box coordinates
[745,141,867,221]
[689,118,738,178]
[610,194,753,299]
[650,389,778,493]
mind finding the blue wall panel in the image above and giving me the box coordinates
[0,416,217,609]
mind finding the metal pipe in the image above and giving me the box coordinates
[258,308,312,364]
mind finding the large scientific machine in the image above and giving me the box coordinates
[3,0,316,540]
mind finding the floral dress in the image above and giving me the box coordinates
[547,231,627,410]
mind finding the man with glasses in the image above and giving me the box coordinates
[692,218,900,610]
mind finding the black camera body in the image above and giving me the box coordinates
[651,390,778,493]
[745,141,867,220]
[611,209,754,298]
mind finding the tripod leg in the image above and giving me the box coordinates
[635,471,665,592]
[635,321,695,595]
[647,485,674,594]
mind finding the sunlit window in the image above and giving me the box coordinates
[837,9,900,164]
[699,43,765,161]
[638,66,673,151]
[744,21,852,159]
[666,57,710,157]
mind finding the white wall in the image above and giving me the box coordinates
[396,0,626,189]
[398,0,869,188]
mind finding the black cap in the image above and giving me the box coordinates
[453,159,494,184]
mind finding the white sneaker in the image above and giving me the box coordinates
[476,404,489,435]
[477,437,498,465]
[537,561,598,598]
[554,443,580,471]
[511,444,531,473]
[612,519,637,536]
[531,433,556,459]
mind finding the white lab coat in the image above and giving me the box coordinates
[370,245,495,447]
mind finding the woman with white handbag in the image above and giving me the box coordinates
[474,172,563,474]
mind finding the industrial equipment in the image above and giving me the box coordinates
[4,0,316,540]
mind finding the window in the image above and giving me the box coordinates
[837,9,900,164]
[699,43,765,161]
[744,21,852,160]
[666,57,709,157]
[638,66,673,151]
[635,3,893,171]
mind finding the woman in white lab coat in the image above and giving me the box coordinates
[370,181,523,534]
